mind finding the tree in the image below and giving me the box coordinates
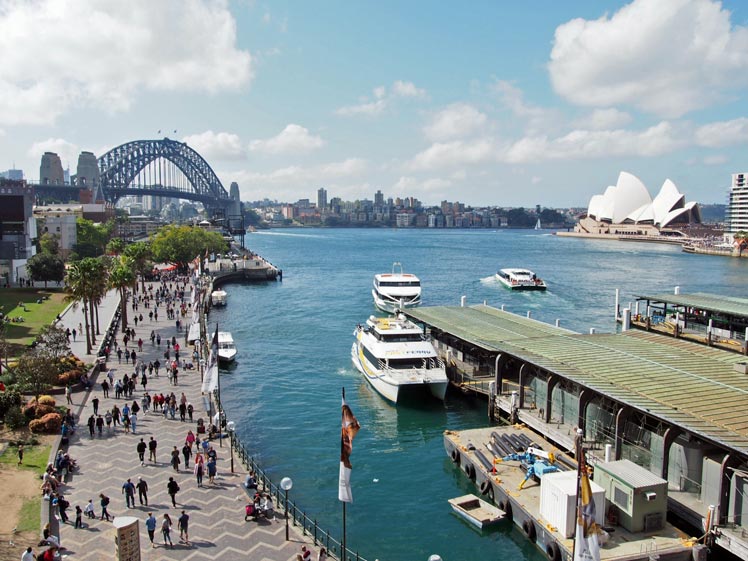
[150,225,226,270]
[26,252,65,288]
[15,353,59,403]
[109,256,135,330]
[734,231,748,256]
[75,218,112,257]
[106,237,126,255]
[65,258,101,355]
[124,241,152,292]
[39,232,60,255]
[36,325,71,362]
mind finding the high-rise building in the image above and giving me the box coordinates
[374,189,384,206]
[727,172,748,236]
[1,169,23,180]
[317,187,327,210]
[40,152,64,185]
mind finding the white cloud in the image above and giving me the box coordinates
[0,0,253,125]
[549,0,748,118]
[503,122,686,163]
[182,131,245,160]
[391,80,427,99]
[27,138,80,168]
[336,80,427,117]
[492,80,561,133]
[573,108,632,130]
[409,138,496,170]
[695,117,748,147]
[424,103,487,141]
[703,154,728,165]
[249,124,325,154]
[224,157,367,187]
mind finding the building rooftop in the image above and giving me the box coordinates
[636,292,748,320]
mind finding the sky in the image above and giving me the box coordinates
[1,0,747,207]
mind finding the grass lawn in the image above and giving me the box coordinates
[17,496,41,533]
[0,288,69,352]
[0,443,52,473]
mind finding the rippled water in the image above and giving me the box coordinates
[213,228,746,561]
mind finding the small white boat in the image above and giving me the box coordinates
[217,331,237,363]
[351,314,447,403]
[496,268,547,291]
[372,262,421,313]
[534,218,541,230]
[448,494,505,529]
[211,289,228,306]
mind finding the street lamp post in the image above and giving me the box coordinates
[226,421,235,473]
[280,477,293,541]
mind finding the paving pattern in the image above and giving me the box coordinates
[56,282,316,561]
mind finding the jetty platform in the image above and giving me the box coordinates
[405,302,748,560]
[445,425,694,561]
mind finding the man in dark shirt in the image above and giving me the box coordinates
[136,477,149,505]
[122,479,135,508]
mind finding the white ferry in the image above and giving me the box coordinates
[496,268,547,291]
[217,331,237,363]
[372,262,421,313]
[211,289,228,306]
[351,314,448,403]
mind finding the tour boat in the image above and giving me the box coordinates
[351,314,448,403]
[217,331,237,363]
[211,289,228,306]
[448,494,505,529]
[496,268,547,291]
[372,262,421,313]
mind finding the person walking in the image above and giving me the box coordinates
[72,328,77,342]
[161,513,174,548]
[148,437,157,462]
[99,493,111,521]
[91,396,99,416]
[182,443,192,469]
[167,477,180,507]
[74,505,83,529]
[96,415,104,436]
[65,384,72,405]
[87,415,95,438]
[207,456,217,484]
[84,499,95,519]
[130,411,138,433]
[194,458,204,487]
[136,476,149,506]
[178,510,190,545]
[17,444,23,465]
[122,479,135,508]
[170,446,181,471]
[145,512,157,548]
[136,438,147,465]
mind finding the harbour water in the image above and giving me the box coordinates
[213,228,746,561]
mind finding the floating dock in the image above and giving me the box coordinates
[445,425,696,561]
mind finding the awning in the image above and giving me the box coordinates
[187,323,201,344]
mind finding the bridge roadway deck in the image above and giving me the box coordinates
[56,281,315,561]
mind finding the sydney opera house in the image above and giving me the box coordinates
[575,172,701,237]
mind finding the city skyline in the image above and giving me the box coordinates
[1,0,748,207]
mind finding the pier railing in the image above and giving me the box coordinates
[215,392,370,561]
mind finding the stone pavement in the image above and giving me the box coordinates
[56,281,315,561]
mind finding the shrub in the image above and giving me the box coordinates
[57,370,82,386]
[0,389,22,419]
[5,407,28,430]
[29,412,62,433]
[38,395,56,407]
[34,404,56,418]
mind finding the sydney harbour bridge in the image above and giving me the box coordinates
[31,138,239,219]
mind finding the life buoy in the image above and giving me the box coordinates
[463,462,476,480]
[522,519,537,542]
[545,542,561,561]
[450,449,460,464]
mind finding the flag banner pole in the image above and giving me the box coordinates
[339,386,360,561]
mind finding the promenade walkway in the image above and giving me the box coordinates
[55,281,314,561]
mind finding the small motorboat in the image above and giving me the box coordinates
[211,289,228,306]
[448,494,505,529]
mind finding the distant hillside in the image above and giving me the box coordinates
[699,204,726,224]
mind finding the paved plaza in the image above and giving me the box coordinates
[55,282,315,561]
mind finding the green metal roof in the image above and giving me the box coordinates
[636,292,748,319]
[499,330,748,453]
[404,304,573,351]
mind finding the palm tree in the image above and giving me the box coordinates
[88,258,109,337]
[109,256,135,330]
[65,260,95,355]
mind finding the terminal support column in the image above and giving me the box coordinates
[614,406,631,461]
[661,426,683,480]
[517,364,526,409]
[577,389,591,437]
[545,373,559,425]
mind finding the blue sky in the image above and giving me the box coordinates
[1,0,747,207]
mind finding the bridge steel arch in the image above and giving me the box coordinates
[97,138,232,212]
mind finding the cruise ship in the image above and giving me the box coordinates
[372,262,421,313]
[496,268,547,291]
[351,314,448,403]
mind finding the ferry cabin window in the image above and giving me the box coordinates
[374,332,422,342]
[362,346,381,366]
[376,280,421,287]
[388,357,434,369]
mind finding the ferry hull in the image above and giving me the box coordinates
[496,277,547,291]
[372,289,420,314]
